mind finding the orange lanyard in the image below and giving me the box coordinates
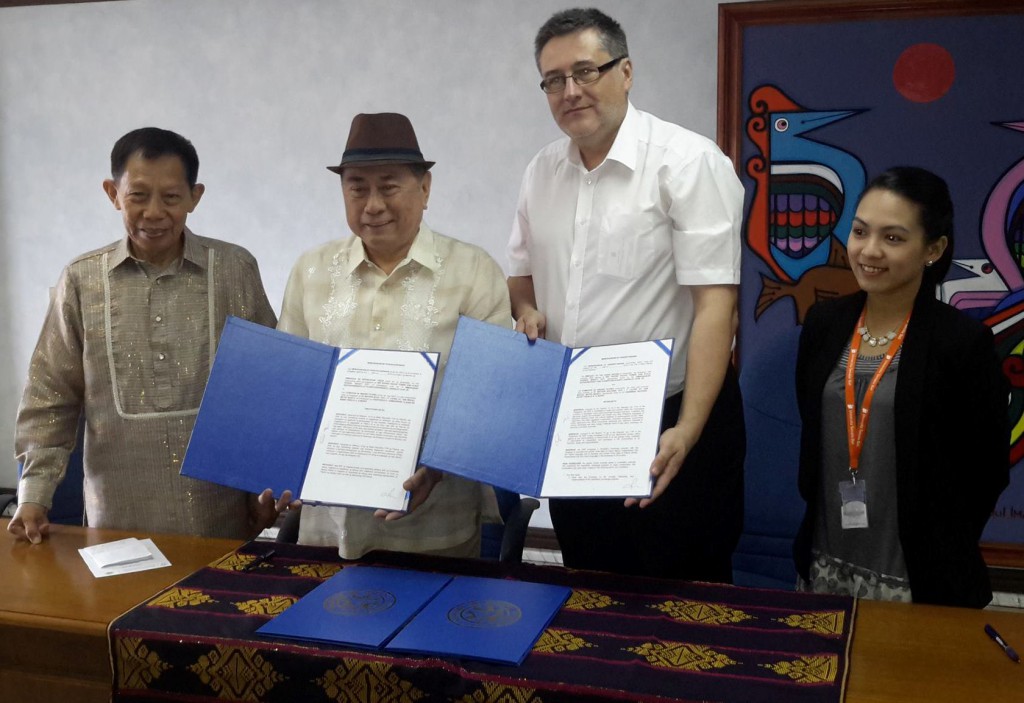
[844,309,910,480]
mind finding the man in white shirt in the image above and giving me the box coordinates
[279,113,511,558]
[508,8,746,581]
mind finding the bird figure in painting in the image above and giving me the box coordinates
[745,85,866,322]
[939,259,1008,313]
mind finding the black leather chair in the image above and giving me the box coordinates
[0,492,16,517]
[275,506,302,544]
[483,488,541,563]
[733,328,802,589]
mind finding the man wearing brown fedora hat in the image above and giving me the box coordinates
[278,112,511,558]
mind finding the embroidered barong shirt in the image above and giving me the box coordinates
[278,224,511,558]
[15,229,277,538]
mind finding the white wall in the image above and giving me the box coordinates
[0,0,735,525]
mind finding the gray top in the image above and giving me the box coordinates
[811,344,909,595]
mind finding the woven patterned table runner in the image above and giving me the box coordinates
[111,542,855,703]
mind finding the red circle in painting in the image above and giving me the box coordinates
[893,43,955,103]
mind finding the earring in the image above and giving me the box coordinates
[925,260,934,267]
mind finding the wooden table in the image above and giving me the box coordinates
[846,596,1023,701]
[0,518,240,703]
[2,519,1021,702]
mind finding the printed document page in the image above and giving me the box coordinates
[540,340,672,497]
[301,349,437,511]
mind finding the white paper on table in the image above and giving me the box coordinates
[301,348,438,511]
[79,537,170,578]
[541,339,673,498]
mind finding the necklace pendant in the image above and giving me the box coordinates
[856,324,897,348]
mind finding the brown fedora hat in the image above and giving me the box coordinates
[327,112,435,173]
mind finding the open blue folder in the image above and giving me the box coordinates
[182,317,332,498]
[420,316,672,498]
[181,316,437,510]
[256,566,452,648]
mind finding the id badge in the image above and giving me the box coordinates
[838,479,868,529]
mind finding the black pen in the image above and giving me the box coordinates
[243,549,276,572]
[984,623,1020,663]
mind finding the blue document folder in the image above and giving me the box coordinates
[420,316,672,497]
[181,316,437,509]
[256,566,452,648]
[385,576,571,665]
[182,317,334,498]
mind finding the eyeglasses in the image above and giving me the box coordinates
[539,56,627,94]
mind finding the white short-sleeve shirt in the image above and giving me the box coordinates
[507,104,743,395]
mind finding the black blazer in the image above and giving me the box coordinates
[793,289,1009,607]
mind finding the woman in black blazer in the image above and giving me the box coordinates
[793,167,1009,607]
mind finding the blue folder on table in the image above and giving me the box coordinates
[385,576,571,665]
[256,566,452,648]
